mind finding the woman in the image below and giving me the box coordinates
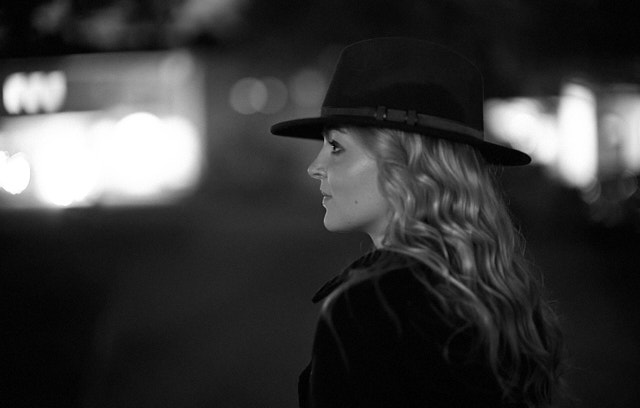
[271,38,564,408]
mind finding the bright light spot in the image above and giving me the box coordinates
[3,71,67,114]
[0,109,202,208]
[229,77,268,114]
[2,73,27,113]
[1,152,31,195]
[34,126,98,207]
[485,98,559,165]
[259,77,288,114]
[533,118,559,165]
[485,99,538,150]
[1,151,32,195]
[557,82,598,188]
[289,69,327,108]
[107,112,165,195]
[99,112,201,198]
[161,116,201,188]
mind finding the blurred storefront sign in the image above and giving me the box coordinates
[3,70,67,115]
[0,50,206,208]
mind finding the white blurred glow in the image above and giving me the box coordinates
[0,152,31,195]
[3,71,67,114]
[229,77,268,114]
[557,82,598,188]
[0,111,202,207]
[99,112,201,198]
[33,122,98,207]
[485,99,558,165]
[289,69,327,108]
[161,116,201,188]
[109,112,166,195]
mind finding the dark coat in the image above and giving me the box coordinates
[299,250,520,408]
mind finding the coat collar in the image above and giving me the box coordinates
[311,272,347,304]
[311,250,401,303]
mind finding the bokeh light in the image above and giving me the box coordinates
[99,112,201,198]
[260,77,288,114]
[557,82,598,188]
[2,71,67,115]
[0,151,31,195]
[32,117,98,207]
[229,77,268,114]
[485,98,559,165]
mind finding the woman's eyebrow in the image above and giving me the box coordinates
[321,131,334,142]
[324,127,348,140]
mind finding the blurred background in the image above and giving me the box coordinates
[1,0,639,407]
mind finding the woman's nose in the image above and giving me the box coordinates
[307,153,326,180]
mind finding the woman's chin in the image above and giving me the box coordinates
[323,217,347,233]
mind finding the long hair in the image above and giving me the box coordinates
[344,126,564,407]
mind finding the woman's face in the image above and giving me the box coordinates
[307,128,390,246]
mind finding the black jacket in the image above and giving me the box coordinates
[299,250,518,408]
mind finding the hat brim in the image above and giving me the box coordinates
[271,116,531,166]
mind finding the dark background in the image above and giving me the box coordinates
[1,1,639,407]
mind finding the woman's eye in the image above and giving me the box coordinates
[329,140,343,153]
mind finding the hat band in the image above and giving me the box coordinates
[321,106,484,141]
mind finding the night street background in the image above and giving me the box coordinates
[1,1,639,407]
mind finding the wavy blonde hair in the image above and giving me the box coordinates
[342,126,564,407]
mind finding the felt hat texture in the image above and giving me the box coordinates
[271,37,530,166]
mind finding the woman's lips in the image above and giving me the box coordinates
[321,191,332,206]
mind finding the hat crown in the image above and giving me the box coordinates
[323,38,484,130]
[270,37,531,166]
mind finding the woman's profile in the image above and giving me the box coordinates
[271,37,564,408]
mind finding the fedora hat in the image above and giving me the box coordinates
[271,37,530,166]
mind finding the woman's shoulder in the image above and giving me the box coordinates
[320,250,453,334]
[344,250,426,299]
[312,251,411,301]
[336,249,441,300]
